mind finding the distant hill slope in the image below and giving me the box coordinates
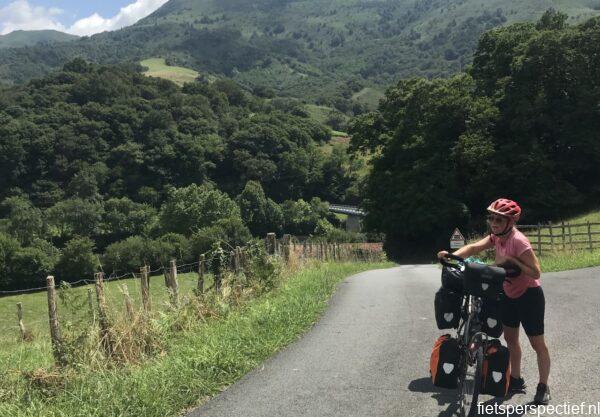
[0,30,77,49]
[0,0,599,104]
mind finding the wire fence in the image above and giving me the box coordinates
[0,233,386,368]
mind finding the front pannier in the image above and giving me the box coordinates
[479,297,503,338]
[434,287,461,329]
[463,263,505,300]
[430,334,461,389]
[441,266,464,293]
[481,339,511,397]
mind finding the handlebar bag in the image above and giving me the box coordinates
[463,263,505,300]
[479,297,503,338]
[430,334,460,389]
[441,266,464,293]
[481,339,511,397]
[434,287,461,329]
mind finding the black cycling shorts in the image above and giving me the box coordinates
[501,286,545,336]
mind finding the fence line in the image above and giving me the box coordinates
[519,222,600,255]
[2,233,386,365]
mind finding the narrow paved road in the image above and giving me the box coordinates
[187,265,600,417]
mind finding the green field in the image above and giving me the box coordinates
[0,270,216,368]
[351,87,384,110]
[140,58,200,85]
[305,104,341,126]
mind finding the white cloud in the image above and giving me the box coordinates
[0,0,169,37]
[67,0,169,36]
[0,0,66,35]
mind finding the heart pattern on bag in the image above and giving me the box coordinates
[481,283,489,291]
[492,371,503,383]
[443,363,454,374]
[444,313,454,322]
[487,318,498,328]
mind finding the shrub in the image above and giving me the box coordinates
[55,236,99,282]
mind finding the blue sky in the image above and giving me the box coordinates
[0,0,169,35]
[7,1,129,24]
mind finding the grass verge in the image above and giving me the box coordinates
[538,249,600,273]
[0,260,394,417]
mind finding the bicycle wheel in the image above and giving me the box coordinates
[458,345,483,417]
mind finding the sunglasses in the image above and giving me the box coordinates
[486,214,507,224]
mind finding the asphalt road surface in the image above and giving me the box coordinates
[186,265,600,417]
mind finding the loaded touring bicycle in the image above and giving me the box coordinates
[431,254,520,417]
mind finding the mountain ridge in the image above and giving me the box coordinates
[1,0,599,106]
[0,30,78,49]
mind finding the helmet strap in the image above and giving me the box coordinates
[490,221,514,237]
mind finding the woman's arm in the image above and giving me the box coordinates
[437,235,494,260]
[503,249,541,279]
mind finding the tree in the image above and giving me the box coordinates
[237,181,283,236]
[190,216,252,257]
[102,236,155,273]
[0,196,44,245]
[159,183,240,236]
[103,197,157,240]
[55,236,99,281]
[46,199,104,240]
[0,232,20,289]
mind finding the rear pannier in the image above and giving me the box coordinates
[481,339,511,397]
[430,334,461,389]
[434,287,462,329]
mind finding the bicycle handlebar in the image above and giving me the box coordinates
[439,253,521,279]
[438,253,465,268]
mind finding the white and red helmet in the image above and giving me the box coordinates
[487,198,521,222]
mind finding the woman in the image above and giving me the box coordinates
[437,198,551,405]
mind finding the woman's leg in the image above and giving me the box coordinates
[503,325,522,377]
[528,335,550,385]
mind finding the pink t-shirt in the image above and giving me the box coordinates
[490,228,541,299]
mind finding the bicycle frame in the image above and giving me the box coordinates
[456,294,488,417]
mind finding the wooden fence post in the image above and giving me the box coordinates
[87,288,96,325]
[233,248,241,274]
[561,221,566,251]
[95,272,113,358]
[588,221,593,252]
[197,254,205,294]
[120,283,134,320]
[169,259,179,307]
[16,302,28,341]
[537,224,542,256]
[266,233,276,255]
[568,223,573,251]
[46,276,65,366]
[282,234,291,263]
[549,222,554,252]
[140,265,151,312]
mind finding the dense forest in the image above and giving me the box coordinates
[350,11,600,260]
[0,60,367,291]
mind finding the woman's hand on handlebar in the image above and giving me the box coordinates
[437,250,449,261]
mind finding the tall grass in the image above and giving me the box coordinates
[0,260,394,417]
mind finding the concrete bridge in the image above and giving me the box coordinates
[328,204,366,232]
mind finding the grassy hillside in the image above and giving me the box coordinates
[0,30,77,49]
[1,0,599,105]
